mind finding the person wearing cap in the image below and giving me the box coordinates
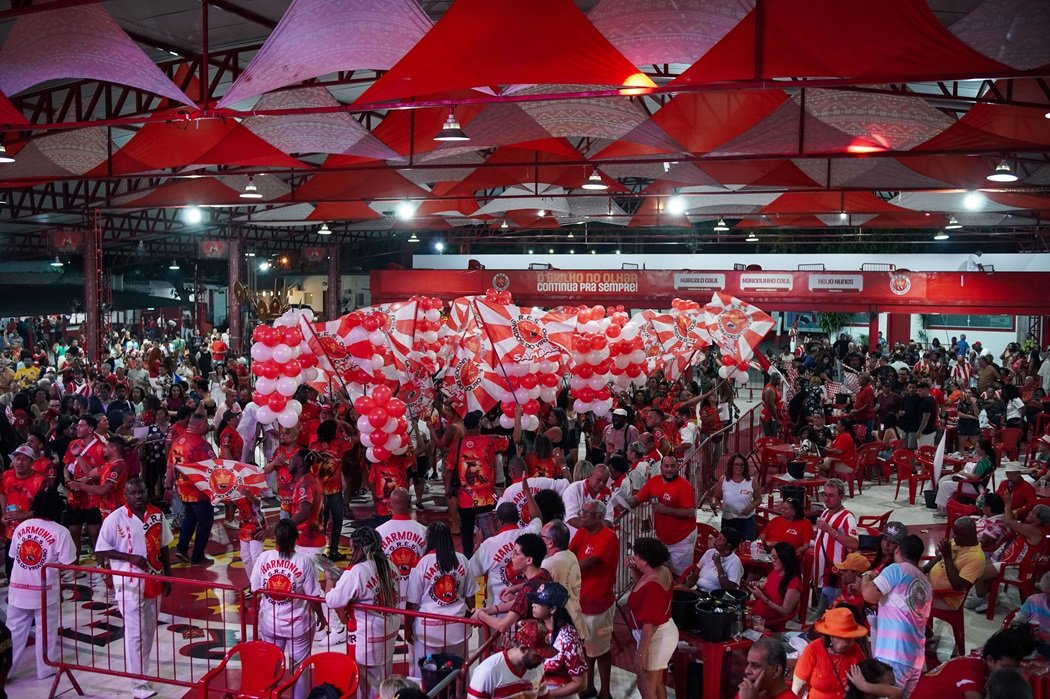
[832,552,871,611]
[602,408,639,459]
[624,455,697,576]
[1,444,46,580]
[791,607,869,699]
[527,582,587,699]
[860,534,931,695]
[993,462,1036,519]
[933,438,997,518]
[869,521,907,577]
[467,619,553,699]
[922,516,985,611]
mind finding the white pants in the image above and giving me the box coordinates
[917,432,937,448]
[263,628,314,699]
[360,657,394,699]
[240,539,264,579]
[667,530,698,577]
[117,590,158,676]
[935,476,978,508]
[8,602,59,679]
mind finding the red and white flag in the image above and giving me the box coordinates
[175,459,268,503]
[705,292,774,363]
[472,300,577,365]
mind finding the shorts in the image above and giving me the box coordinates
[582,606,615,657]
[632,619,679,672]
[64,507,102,526]
[407,456,427,484]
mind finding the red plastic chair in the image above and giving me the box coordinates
[198,641,285,699]
[995,427,1023,461]
[892,449,924,505]
[927,586,972,657]
[876,439,902,483]
[856,443,882,485]
[985,536,1050,620]
[694,522,720,564]
[274,652,359,699]
[857,511,892,531]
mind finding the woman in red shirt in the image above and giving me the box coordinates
[218,410,243,461]
[626,536,677,699]
[747,542,803,630]
[759,497,814,559]
[524,434,569,480]
[792,607,869,699]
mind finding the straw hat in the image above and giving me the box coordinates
[814,607,868,638]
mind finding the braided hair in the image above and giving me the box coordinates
[351,526,399,608]
[426,522,457,574]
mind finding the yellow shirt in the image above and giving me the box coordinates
[929,543,985,610]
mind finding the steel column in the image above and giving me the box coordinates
[227,237,241,353]
[83,211,103,362]
[326,246,342,320]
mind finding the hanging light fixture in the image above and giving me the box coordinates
[169,260,180,270]
[933,231,950,241]
[434,109,469,142]
[666,195,687,215]
[183,206,203,224]
[240,176,263,199]
[745,232,759,242]
[566,231,574,239]
[986,159,1018,183]
[408,232,420,242]
[581,168,608,190]
[0,144,14,164]
[714,218,730,232]
[500,219,509,230]
[317,222,332,236]
[945,216,962,230]
[49,256,63,268]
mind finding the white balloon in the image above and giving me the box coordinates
[631,374,648,387]
[621,326,639,341]
[302,368,317,382]
[256,406,276,424]
[289,344,301,359]
[524,415,541,432]
[369,330,386,346]
[735,372,749,385]
[528,386,541,401]
[598,347,610,361]
[613,355,630,370]
[539,387,557,403]
[586,351,602,365]
[572,399,586,414]
[569,376,586,391]
[286,399,303,416]
[718,365,733,379]
[499,414,515,429]
[357,415,372,433]
[299,309,315,323]
[510,364,529,378]
[365,447,378,463]
[538,360,554,374]
[299,341,312,355]
[372,354,386,370]
[272,317,291,328]
[277,410,299,428]
[592,402,611,418]
[386,434,403,451]
[422,331,437,344]
[390,444,408,456]
[514,387,530,403]
[359,431,374,448]
[425,309,440,323]
[630,349,646,364]
[272,344,293,364]
[382,416,399,433]
[254,377,275,394]
[250,343,272,362]
[275,377,297,397]
[499,389,514,403]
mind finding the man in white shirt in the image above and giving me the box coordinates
[375,489,428,604]
[562,464,612,540]
[468,619,554,699]
[685,528,744,593]
[95,478,173,699]
[468,503,538,610]
[538,520,587,641]
[498,457,570,526]
[7,488,76,680]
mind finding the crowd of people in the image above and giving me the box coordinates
[0,322,1047,699]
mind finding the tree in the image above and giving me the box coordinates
[817,312,851,338]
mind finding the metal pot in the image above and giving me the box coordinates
[694,601,737,642]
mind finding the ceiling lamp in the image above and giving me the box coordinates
[0,144,14,164]
[933,231,950,241]
[317,222,331,236]
[408,232,420,242]
[666,195,686,215]
[500,219,509,230]
[395,201,417,220]
[434,109,469,142]
[581,168,608,190]
[183,206,203,224]
[537,209,546,217]
[169,260,180,270]
[566,231,574,239]
[986,159,1018,183]
[49,256,63,268]
[745,232,759,242]
[240,176,263,199]
[963,191,985,210]
[714,218,730,232]
[945,216,962,230]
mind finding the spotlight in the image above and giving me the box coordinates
[569,249,575,254]
[714,218,730,232]
[986,159,1018,183]
[614,249,621,255]
[567,231,574,239]
[183,206,203,224]
[839,211,848,221]
[317,222,332,236]
[528,249,534,255]
[500,220,509,230]
[548,248,554,254]
[49,256,63,268]
[581,169,608,190]
[537,209,546,217]
[408,232,420,242]
[963,191,984,210]
[396,201,417,220]
[258,261,271,271]
[240,177,263,199]
[434,241,445,253]
[169,260,180,270]
[934,231,950,241]
[246,250,256,257]
[945,216,962,230]
[666,195,686,215]
[434,109,469,142]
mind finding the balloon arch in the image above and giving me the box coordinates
[248,290,774,464]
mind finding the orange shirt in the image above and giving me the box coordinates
[63,436,105,510]
[270,444,298,513]
[0,471,45,538]
[370,452,412,517]
[291,473,325,547]
[169,432,216,503]
[793,638,865,699]
[234,498,265,543]
[98,458,127,517]
[524,453,559,479]
[449,434,509,508]
[309,438,347,496]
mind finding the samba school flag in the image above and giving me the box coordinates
[175,459,268,503]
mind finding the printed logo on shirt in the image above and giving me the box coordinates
[267,573,293,594]
[906,575,930,613]
[389,545,420,577]
[17,537,45,569]
[431,573,458,605]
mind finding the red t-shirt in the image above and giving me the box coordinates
[270,445,298,512]
[525,453,559,479]
[569,526,619,614]
[627,580,672,626]
[219,427,244,460]
[763,517,815,551]
[912,656,986,696]
[370,452,412,517]
[449,434,509,508]
[309,438,347,496]
[63,436,105,510]
[751,569,803,629]
[169,432,216,503]
[0,471,45,538]
[32,456,57,484]
[853,384,875,421]
[234,497,265,543]
[635,475,696,544]
[291,473,325,547]
[210,339,228,363]
[98,458,127,517]
[828,432,856,466]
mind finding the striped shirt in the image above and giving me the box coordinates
[872,562,932,670]
[814,507,857,586]
[1017,592,1050,636]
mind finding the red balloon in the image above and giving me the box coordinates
[497,291,512,304]
[541,374,559,388]
[362,315,380,332]
[597,387,611,401]
[592,305,606,318]
[343,314,362,330]
[721,356,735,366]
[501,401,517,418]
[590,335,607,350]
[355,396,376,414]
[519,373,538,389]
[596,360,612,374]
[485,288,499,301]
[578,387,595,403]
[281,359,303,377]
[395,417,408,433]
[606,324,621,339]
[299,353,316,369]
[370,430,389,446]
[578,366,594,380]
[610,366,625,376]
[252,391,266,406]
[252,326,267,343]
[523,399,540,415]
[385,398,407,418]
[372,385,393,406]
[258,361,280,380]
[368,407,389,429]
[372,446,391,462]
[281,326,304,347]
[626,365,642,378]
[267,393,287,412]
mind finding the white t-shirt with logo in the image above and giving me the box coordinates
[407,551,478,645]
[95,504,173,594]
[8,518,76,609]
[497,478,570,526]
[249,550,321,639]
[325,559,400,666]
[375,515,428,602]
[468,650,546,699]
[468,521,541,607]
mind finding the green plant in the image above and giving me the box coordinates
[817,312,851,338]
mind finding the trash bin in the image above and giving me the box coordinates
[419,653,464,699]
[923,490,937,509]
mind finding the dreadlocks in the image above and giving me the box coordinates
[426,522,457,574]
[351,526,399,608]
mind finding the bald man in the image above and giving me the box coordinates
[923,515,986,611]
